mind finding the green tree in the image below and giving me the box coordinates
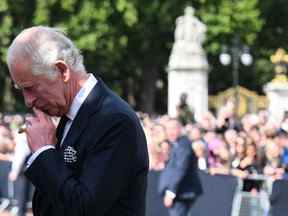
[254,0,288,91]
[0,0,139,111]
[127,0,263,113]
[0,0,282,115]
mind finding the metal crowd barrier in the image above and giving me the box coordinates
[0,160,33,215]
[2,166,288,216]
[231,174,272,216]
[270,179,288,216]
[146,170,288,216]
[189,171,237,216]
[0,160,12,213]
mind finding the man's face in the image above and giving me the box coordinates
[165,120,181,142]
[10,63,68,116]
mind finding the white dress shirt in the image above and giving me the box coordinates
[11,132,31,177]
[26,74,97,168]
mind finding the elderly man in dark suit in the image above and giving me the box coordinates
[159,118,202,216]
[6,26,149,216]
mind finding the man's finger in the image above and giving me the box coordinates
[33,107,48,122]
[25,116,37,126]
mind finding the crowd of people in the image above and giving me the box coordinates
[0,113,60,216]
[0,114,28,168]
[143,101,288,184]
[2,101,288,183]
[1,100,288,214]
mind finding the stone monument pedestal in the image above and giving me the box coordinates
[265,48,288,122]
[167,6,209,121]
[264,82,288,122]
[168,69,208,120]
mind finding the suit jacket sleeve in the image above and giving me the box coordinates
[25,113,141,216]
[167,138,192,194]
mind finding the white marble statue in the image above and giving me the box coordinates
[174,6,206,51]
[169,6,208,70]
[167,6,209,120]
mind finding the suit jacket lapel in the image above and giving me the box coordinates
[61,78,106,149]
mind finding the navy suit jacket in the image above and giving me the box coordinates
[25,78,149,216]
[159,136,202,201]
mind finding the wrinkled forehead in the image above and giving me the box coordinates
[9,60,35,88]
[8,44,33,75]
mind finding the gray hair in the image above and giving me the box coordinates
[7,26,85,79]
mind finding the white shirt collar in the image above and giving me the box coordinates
[66,74,98,121]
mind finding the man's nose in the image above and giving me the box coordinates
[23,91,36,108]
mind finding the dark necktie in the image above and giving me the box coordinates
[56,115,69,149]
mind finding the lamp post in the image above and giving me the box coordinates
[219,36,253,117]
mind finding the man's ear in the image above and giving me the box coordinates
[55,60,70,82]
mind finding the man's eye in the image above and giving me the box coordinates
[23,86,33,91]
